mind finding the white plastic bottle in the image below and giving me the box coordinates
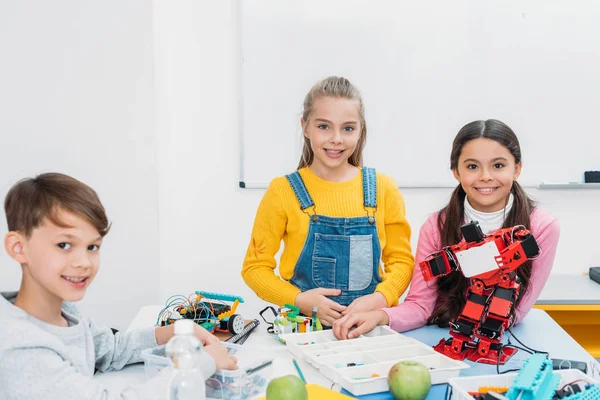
[166,320,206,400]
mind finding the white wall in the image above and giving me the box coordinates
[152,1,266,317]
[153,1,600,323]
[239,0,600,188]
[0,1,160,329]
[1,1,598,330]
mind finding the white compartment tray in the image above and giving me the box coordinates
[279,326,470,396]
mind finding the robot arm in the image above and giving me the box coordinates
[419,221,540,283]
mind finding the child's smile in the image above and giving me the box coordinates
[62,274,90,288]
[453,138,522,213]
[323,148,346,158]
[474,186,499,194]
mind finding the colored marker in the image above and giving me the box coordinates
[292,359,307,384]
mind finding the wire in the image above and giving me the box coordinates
[507,329,548,355]
[495,327,552,375]
[509,225,527,244]
[592,360,600,379]
[156,293,223,327]
[496,345,526,374]
[495,336,536,375]
[559,379,587,391]
[528,246,543,261]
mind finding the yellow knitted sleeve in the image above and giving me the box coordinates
[375,175,415,306]
[241,178,301,306]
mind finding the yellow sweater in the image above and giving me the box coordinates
[241,167,414,307]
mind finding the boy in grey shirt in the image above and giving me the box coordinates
[0,173,237,399]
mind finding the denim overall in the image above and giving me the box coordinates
[286,167,382,306]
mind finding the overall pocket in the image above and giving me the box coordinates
[312,257,336,288]
[312,233,374,291]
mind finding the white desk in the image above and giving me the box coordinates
[95,305,600,399]
[95,305,333,393]
[534,273,600,357]
[537,273,600,305]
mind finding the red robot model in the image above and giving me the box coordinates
[419,221,541,365]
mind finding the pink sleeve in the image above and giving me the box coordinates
[514,210,560,324]
[382,214,442,332]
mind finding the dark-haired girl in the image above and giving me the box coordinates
[334,119,560,339]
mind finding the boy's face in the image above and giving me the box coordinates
[16,209,103,302]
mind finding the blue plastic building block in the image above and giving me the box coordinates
[506,354,560,400]
[195,291,245,303]
[199,322,216,332]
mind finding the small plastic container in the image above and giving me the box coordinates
[447,368,599,400]
[141,345,173,380]
[141,342,273,400]
[278,325,469,396]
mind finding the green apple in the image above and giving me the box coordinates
[388,360,431,400]
[266,375,308,400]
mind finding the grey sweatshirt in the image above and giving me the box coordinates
[0,292,216,400]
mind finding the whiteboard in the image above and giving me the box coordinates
[239,0,600,188]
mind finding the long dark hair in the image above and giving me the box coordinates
[427,119,535,327]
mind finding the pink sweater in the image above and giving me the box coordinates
[382,208,560,332]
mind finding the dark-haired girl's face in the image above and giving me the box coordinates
[452,138,522,212]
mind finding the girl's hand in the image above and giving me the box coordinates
[332,310,389,340]
[194,324,219,345]
[342,292,387,315]
[295,288,346,326]
[204,342,238,370]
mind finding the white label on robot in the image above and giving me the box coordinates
[456,241,501,278]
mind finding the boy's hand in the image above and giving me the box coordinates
[342,292,387,315]
[194,324,219,345]
[204,342,238,370]
[332,310,389,340]
[295,288,346,326]
[155,322,220,346]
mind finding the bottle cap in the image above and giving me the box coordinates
[174,319,195,335]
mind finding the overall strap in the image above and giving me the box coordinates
[362,167,377,208]
[285,172,315,210]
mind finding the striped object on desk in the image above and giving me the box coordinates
[224,319,260,344]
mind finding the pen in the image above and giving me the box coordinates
[292,359,307,383]
[245,359,273,375]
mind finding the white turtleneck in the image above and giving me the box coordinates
[463,193,514,234]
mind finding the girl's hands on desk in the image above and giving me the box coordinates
[204,342,238,370]
[342,292,387,315]
[333,310,389,340]
[295,288,346,326]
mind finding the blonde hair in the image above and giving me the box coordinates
[297,76,367,169]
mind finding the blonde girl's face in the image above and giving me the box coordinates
[301,96,362,177]
[453,137,522,212]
